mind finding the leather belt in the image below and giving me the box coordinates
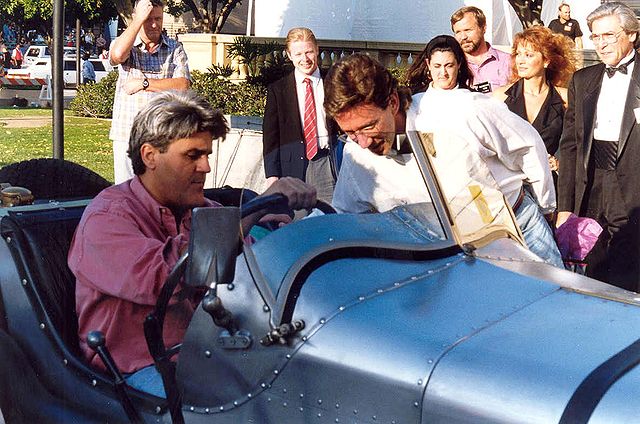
[310,148,329,161]
[512,186,526,211]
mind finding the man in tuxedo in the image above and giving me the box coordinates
[558,2,640,291]
[262,27,338,203]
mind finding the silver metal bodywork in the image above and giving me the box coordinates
[2,131,640,423]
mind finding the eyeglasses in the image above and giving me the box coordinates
[589,30,625,44]
[343,120,381,140]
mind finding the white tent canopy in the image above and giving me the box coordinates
[254,0,599,49]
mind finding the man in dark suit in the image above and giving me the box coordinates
[558,2,640,291]
[263,27,337,203]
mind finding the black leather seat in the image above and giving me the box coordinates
[1,206,86,355]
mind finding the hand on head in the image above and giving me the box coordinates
[134,0,154,23]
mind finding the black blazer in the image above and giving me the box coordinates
[558,52,640,215]
[262,71,338,180]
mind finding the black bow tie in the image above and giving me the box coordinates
[606,57,635,78]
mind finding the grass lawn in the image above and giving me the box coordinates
[0,107,114,182]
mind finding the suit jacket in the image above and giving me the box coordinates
[262,71,338,181]
[558,52,640,215]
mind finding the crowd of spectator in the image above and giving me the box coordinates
[0,18,113,75]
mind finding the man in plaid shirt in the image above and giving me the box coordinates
[109,0,190,183]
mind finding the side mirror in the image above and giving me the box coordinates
[185,206,240,288]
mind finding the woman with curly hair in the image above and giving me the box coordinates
[494,26,576,172]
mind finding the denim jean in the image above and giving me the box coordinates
[514,189,564,268]
[125,365,166,398]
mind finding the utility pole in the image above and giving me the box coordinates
[52,0,64,159]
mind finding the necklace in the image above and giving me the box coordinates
[524,84,549,97]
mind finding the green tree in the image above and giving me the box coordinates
[508,0,544,28]
[0,0,118,40]
[115,0,243,34]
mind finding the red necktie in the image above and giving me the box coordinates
[303,78,318,160]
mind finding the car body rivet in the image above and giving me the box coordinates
[394,282,400,286]
[372,415,377,420]
[282,388,287,394]
[267,398,271,403]
[39,323,45,330]
[335,419,340,423]
[299,407,304,412]
[5,237,11,243]
[21,279,27,285]
[302,336,307,341]
[205,408,210,413]
[428,359,433,364]
[317,399,323,405]
[317,413,322,418]
[335,403,340,409]
[261,383,267,388]
[282,402,288,407]
[299,393,304,398]
[220,406,225,411]
[227,283,235,291]
[274,369,279,375]
[339,306,345,311]
[190,406,195,411]
[233,401,238,406]
[353,409,358,414]
[359,296,365,301]
[319,318,326,324]
[417,379,423,385]
[328,238,334,242]
[263,305,270,312]
[205,350,211,358]
[247,393,252,398]
[414,401,419,407]
[155,406,162,414]
[286,354,291,359]
[63,358,68,365]
[91,379,97,386]
[411,276,417,280]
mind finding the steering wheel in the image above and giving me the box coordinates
[240,193,336,232]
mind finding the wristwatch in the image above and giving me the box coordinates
[142,77,149,91]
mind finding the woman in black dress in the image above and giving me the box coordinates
[493,26,576,177]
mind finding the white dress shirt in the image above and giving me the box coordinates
[594,51,635,142]
[294,68,330,149]
[332,141,431,214]
[408,87,556,213]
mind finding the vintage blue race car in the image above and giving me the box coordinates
[0,131,639,423]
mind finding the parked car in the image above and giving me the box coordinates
[0,131,639,423]
[7,55,113,86]
[22,45,78,67]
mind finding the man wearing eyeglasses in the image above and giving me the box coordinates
[557,2,640,291]
[324,53,563,268]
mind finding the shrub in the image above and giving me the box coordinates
[191,70,267,116]
[70,71,118,118]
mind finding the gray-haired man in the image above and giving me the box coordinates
[70,90,316,397]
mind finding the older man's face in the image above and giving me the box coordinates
[143,131,213,211]
[453,12,486,55]
[334,93,400,156]
[140,5,164,45]
[591,15,636,67]
[559,5,571,21]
